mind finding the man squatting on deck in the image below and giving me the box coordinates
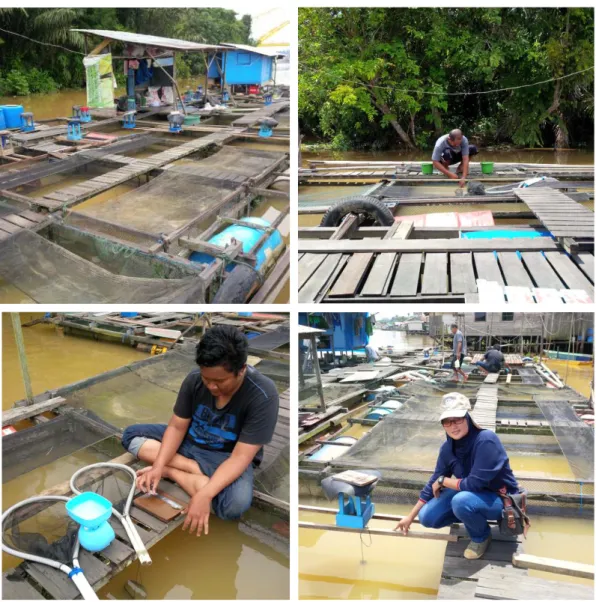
[450,323,468,383]
[121,326,279,536]
[432,129,478,187]
[474,344,509,375]
[395,394,520,559]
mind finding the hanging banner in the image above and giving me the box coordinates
[83,53,114,109]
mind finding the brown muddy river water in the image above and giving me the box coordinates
[2,316,289,598]
[0,88,289,303]
[299,498,593,598]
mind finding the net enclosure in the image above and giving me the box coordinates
[0,229,206,303]
[72,146,286,241]
[302,381,593,516]
[4,347,290,503]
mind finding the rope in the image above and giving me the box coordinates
[302,66,595,96]
[0,26,86,55]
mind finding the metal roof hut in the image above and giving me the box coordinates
[72,29,227,115]
[207,43,284,93]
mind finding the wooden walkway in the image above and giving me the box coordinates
[471,354,524,366]
[298,239,594,302]
[514,188,595,240]
[232,101,290,127]
[472,384,498,431]
[438,524,593,600]
[29,131,237,211]
[0,209,49,242]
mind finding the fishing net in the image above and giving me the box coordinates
[0,229,205,303]
[2,412,120,483]
[2,498,78,568]
[63,349,290,502]
[535,399,594,481]
[70,147,284,242]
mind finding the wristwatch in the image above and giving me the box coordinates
[438,476,445,488]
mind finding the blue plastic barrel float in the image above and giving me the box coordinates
[0,109,5,130]
[309,436,357,462]
[2,105,24,129]
[189,217,283,272]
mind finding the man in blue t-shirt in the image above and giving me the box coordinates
[432,129,479,188]
[122,325,279,536]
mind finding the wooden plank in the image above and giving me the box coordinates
[450,253,477,294]
[521,252,564,289]
[512,553,594,580]
[3,397,66,427]
[328,253,374,297]
[545,251,594,294]
[2,574,45,600]
[422,253,448,295]
[389,254,422,296]
[18,209,46,223]
[0,218,22,233]
[571,253,595,282]
[3,214,36,228]
[498,252,533,287]
[98,536,135,565]
[299,253,327,286]
[359,253,397,296]
[298,254,341,303]
[475,574,594,600]
[299,237,559,254]
[298,521,457,541]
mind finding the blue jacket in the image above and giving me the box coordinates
[419,414,519,503]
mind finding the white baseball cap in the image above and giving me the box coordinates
[439,393,483,429]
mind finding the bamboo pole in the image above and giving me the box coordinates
[10,313,33,405]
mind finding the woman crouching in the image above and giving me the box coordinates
[395,393,520,559]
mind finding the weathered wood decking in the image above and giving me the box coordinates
[472,384,498,431]
[514,188,595,240]
[30,131,237,211]
[232,101,290,127]
[0,209,48,242]
[438,524,593,600]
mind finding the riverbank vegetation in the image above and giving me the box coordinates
[0,8,252,97]
[299,8,594,150]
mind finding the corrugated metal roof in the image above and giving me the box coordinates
[72,29,225,52]
[219,43,285,59]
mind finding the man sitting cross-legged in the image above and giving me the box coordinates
[121,325,279,536]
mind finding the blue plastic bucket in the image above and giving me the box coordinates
[189,217,283,272]
[3,105,24,129]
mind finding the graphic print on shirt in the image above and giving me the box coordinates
[188,404,238,449]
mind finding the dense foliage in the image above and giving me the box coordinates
[299,8,594,149]
[0,8,252,96]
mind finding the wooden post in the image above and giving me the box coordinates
[310,333,326,411]
[10,313,34,405]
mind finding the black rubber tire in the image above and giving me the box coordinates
[320,195,394,227]
[212,265,260,303]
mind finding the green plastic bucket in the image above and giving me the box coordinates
[481,162,494,174]
[421,162,434,175]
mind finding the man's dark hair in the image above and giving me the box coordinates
[196,325,248,374]
[451,323,458,330]
[493,344,501,351]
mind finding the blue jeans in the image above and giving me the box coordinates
[476,361,500,373]
[122,423,254,520]
[419,489,503,542]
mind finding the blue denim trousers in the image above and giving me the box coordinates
[418,488,503,542]
[122,423,254,520]
[476,361,500,373]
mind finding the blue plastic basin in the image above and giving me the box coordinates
[66,492,113,529]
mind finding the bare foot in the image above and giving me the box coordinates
[163,466,210,497]
[463,374,469,382]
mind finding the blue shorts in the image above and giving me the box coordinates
[476,361,500,373]
[122,423,254,520]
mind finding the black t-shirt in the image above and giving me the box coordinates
[173,366,279,466]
